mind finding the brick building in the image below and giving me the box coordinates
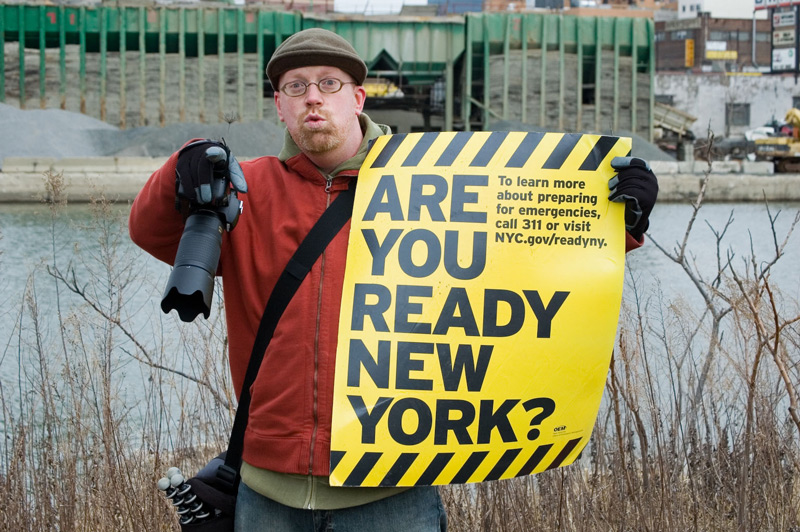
[656,14,771,72]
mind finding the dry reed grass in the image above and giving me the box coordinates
[1,159,798,531]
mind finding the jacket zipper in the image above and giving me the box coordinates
[308,175,334,481]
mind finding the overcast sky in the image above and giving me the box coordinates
[332,0,429,15]
[331,0,764,18]
[332,0,764,18]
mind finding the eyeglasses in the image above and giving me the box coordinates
[279,78,356,97]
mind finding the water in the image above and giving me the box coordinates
[3,200,799,360]
[0,203,169,344]
[0,203,174,433]
[628,201,800,303]
[1,200,799,432]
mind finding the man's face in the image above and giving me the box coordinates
[274,65,366,157]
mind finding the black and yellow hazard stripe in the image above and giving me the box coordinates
[330,437,583,487]
[369,131,629,173]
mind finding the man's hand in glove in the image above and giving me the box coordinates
[608,156,658,241]
[175,140,248,206]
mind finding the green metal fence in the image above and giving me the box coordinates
[464,12,654,137]
[0,5,301,127]
[0,5,653,138]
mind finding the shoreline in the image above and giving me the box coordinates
[1,157,799,203]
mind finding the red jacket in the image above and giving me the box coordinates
[130,149,357,476]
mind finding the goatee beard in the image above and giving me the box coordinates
[295,115,346,155]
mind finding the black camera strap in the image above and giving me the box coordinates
[217,180,357,489]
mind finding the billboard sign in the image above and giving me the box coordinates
[773,47,796,70]
[774,29,796,46]
[773,10,796,26]
[756,0,800,11]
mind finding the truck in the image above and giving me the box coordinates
[753,108,800,173]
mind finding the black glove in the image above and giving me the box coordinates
[175,140,247,206]
[608,156,658,241]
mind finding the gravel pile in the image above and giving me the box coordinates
[0,103,118,165]
[0,103,286,168]
[0,104,674,170]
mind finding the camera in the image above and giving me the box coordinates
[161,164,243,322]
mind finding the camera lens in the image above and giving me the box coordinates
[161,210,224,322]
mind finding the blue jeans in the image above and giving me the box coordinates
[234,481,447,532]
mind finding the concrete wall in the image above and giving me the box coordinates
[656,72,800,137]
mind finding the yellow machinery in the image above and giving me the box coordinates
[754,108,800,172]
[362,78,404,99]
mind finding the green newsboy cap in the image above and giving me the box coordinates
[267,28,368,90]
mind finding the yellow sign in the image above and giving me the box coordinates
[685,38,695,68]
[706,50,738,60]
[330,131,630,487]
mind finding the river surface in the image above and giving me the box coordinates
[1,201,799,420]
[628,200,800,304]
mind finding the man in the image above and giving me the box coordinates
[130,27,657,532]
